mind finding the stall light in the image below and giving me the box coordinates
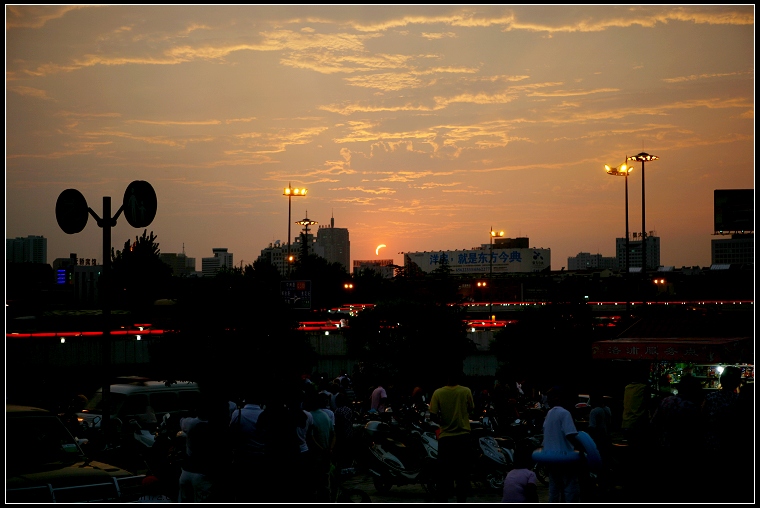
[136,335,141,341]
[60,338,66,344]
[324,331,330,336]
[716,366,724,375]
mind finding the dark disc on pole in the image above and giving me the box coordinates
[55,188,89,234]
[123,180,157,228]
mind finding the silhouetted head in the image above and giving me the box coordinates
[719,366,742,392]
[513,441,535,469]
[546,386,568,409]
[676,374,703,404]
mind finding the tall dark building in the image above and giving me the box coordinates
[316,213,350,272]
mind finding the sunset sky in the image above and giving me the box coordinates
[6,5,755,271]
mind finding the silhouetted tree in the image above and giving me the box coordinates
[110,229,172,313]
[352,268,392,304]
[291,253,350,311]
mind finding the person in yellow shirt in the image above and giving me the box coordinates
[429,366,475,503]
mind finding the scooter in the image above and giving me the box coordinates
[128,414,185,501]
[363,419,439,496]
[469,419,514,491]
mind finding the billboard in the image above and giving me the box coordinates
[714,189,754,234]
[405,248,551,274]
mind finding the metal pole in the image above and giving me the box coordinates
[641,160,646,276]
[101,196,111,439]
[489,228,493,317]
[625,173,630,313]
[287,193,292,278]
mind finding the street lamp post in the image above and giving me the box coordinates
[605,160,634,312]
[489,227,504,318]
[295,212,318,264]
[627,153,658,276]
[283,183,306,277]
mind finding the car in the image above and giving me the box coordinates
[5,404,145,503]
[76,379,200,441]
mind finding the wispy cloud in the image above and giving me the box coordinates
[420,32,457,40]
[6,5,95,29]
[663,70,753,83]
[7,85,54,100]
[128,119,222,126]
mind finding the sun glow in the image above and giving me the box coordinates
[376,244,386,255]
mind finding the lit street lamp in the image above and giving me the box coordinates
[295,212,318,263]
[605,160,634,313]
[283,183,306,277]
[605,161,634,274]
[627,152,658,275]
[489,227,504,318]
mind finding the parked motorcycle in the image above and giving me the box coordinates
[468,419,513,491]
[363,419,439,496]
[126,413,185,500]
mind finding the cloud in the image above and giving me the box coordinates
[7,85,55,100]
[343,6,753,34]
[6,5,95,29]
[235,126,331,153]
[420,32,457,39]
[328,186,396,194]
[526,88,620,97]
[55,111,122,118]
[663,70,753,83]
[127,119,223,126]
[225,117,257,124]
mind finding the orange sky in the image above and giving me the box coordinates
[5,5,755,270]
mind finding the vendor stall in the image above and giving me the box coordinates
[591,336,753,393]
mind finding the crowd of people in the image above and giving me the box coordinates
[160,362,752,504]
[171,371,363,503]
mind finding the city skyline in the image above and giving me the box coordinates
[6,6,755,269]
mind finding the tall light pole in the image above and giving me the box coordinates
[283,183,306,277]
[489,227,504,318]
[295,212,318,278]
[605,160,634,312]
[627,152,658,276]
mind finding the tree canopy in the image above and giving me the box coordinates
[110,229,172,313]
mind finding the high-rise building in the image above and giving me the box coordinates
[567,252,616,271]
[711,234,754,265]
[160,253,197,277]
[6,235,47,264]
[258,213,350,275]
[258,240,288,274]
[616,233,660,271]
[159,243,196,276]
[711,189,753,266]
[316,213,350,271]
[201,248,232,277]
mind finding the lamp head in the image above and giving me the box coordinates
[605,162,633,176]
[627,152,658,162]
[284,186,307,196]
